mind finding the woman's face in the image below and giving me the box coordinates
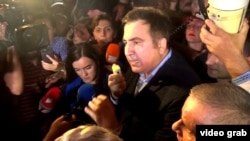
[185,18,204,43]
[93,19,115,44]
[72,56,97,84]
[73,23,92,45]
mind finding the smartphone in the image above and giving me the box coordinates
[40,47,54,64]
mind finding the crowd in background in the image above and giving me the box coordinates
[1,0,250,141]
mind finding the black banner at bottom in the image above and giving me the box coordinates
[196,125,250,141]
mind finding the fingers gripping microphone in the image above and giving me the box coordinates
[39,87,61,114]
[105,43,120,64]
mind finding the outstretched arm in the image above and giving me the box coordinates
[4,46,23,95]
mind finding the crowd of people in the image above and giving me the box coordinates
[1,0,250,141]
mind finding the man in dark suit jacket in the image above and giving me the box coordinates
[83,7,201,141]
[116,49,201,141]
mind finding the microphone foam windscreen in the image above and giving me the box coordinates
[39,86,61,113]
[42,87,61,105]
[77,83,96,104]
[105,43,120,64]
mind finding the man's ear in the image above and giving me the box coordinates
[158,37,167,54]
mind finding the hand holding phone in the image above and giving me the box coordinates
[41,47,55,64]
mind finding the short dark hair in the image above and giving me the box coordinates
[122,7,172,45]
[190,82,250,124]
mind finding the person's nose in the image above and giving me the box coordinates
[172,119,184,139]
[100,29,105,36]
[79,69,88,77]
[124,42,134,56]
[206,53,219,65]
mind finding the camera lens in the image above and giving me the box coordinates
[22,26,42,46]
[15,24,50,52]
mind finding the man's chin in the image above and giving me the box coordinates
[131,67,142,73]
[207,73,217,79]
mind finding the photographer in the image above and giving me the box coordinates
[0,20,23,139]
[1,4,23,96]
[16,29,56,140]
[1,15,59,140]
[1,6,23,138]
[1,2,68,140]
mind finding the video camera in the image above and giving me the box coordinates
[0,2,24,42]
[15,24,50,52]
[1,1,50,52]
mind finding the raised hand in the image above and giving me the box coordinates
[200,18,250,77]
[43,114,77,141]
[108,73,126,99]
[41,54,62,72]
[84,94,122,134]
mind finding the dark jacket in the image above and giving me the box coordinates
[118,49,201,141]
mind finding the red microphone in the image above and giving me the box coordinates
[39,87,61,114]
[105,43,120,64]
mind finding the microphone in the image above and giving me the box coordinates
[77,83,96,106]
[39,87,61,114]
[105,43,120,64]
[112,63,121,74]
[69,83,96,112]
[72,83,96,122]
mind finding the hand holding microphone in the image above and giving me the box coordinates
[108,64,126,99]
[74,83,121,131]
[71,83,97,122]
[77,83,97,105]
